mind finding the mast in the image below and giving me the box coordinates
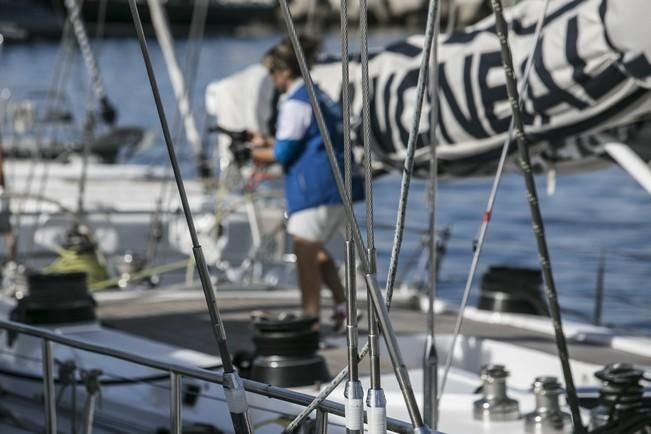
[147,0,208,176]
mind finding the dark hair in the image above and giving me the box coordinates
[262,34,321,78]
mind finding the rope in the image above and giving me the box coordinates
[488,0,585,431]
[89,258,190,291]
[43,246,110,285]
[438,0,550,401]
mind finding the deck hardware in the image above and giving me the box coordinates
[81,368,102,434]
[170,372,182,434]
[591,363,649,430]
[524,376,571,433]
[42,339,57,434]
[473,364,520,422]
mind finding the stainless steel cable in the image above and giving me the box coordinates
[127,2,252,432]
[340,0,364,432]
[487,0,584,431]
[438,0,551,401]
[277,0,431,430]
[383,0,440,320]
[360,0,375,258]
[423,0,442,427]
[359,2,385,434]
[280,0,440,431]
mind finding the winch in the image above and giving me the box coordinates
[524,376,572,433]
[473,364,520,422]
[249,312,330,388]
[590,363,651,432]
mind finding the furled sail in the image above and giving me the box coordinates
[206,0,651,179]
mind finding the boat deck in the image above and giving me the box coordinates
[95,288,651,376]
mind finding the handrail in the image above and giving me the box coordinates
[0,319,419,433]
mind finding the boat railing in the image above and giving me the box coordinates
[0,318,416,434]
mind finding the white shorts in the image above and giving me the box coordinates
[287,205,345,242]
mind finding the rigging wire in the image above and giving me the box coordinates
[382,0,439,335]
[339,0,364,432]
[423,0,442,426]
[359,0,387,431]
[18,20,77,259]
[486,0,585,430]
[127,2,253,432]
[437,0,551,401]
[282,0,440,429]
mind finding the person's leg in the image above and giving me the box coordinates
[293,236,323,317]
[317,248,345,305]
[5,233,16,263]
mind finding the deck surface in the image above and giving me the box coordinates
[95,288,651,376]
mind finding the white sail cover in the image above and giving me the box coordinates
[206,0,651,178]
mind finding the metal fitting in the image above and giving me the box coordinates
[223,371,249,414]
[366,388,387,434]
[344,380,364,432]
[524,376,572,433]
[473,364,520,422]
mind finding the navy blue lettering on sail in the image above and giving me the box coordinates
[525,33,589,123]
[444,0,583,45]
[439,55,490,140]
[395,68,420,148]
[528,87,648,144]
[437,63,454,144]
[622,55,651,81]
[370,74,398,155]
[565,16,627,101]
[479,50,510,135]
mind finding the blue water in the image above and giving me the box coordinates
[2,33,650,331]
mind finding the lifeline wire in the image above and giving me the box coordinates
[278,0,440,430]
[488,0,585,431]
[437,0,551,400]
[127,2,252,433]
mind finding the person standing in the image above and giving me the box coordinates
[250,35,363,331]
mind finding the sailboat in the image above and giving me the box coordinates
[0,0,650,433]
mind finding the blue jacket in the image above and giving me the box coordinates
[274,82,364,215]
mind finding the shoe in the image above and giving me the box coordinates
[330,307,363,335]
[331,310,346,334]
